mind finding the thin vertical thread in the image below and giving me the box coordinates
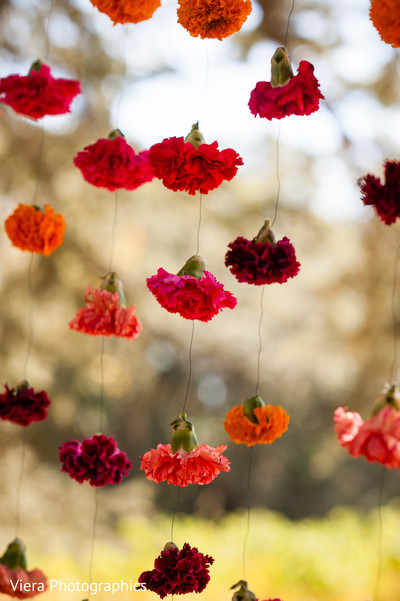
[373,467,386,601]
[99,337,105,432]
[23,254,35,381]
[44,0,54,60]
[15,429,27,537]
[108,191,119,273]
[196,194,203,255]
[242,447,253,579]
[88,488,100,588]
[389,242,400,382]
[116,27,128,130]
[255,287,265,396]
[284,0,296,49]
[182,321,195,414]
[270,123,281,228]
[170,487,181,542]
[32,127,46,206]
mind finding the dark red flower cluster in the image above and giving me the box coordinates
[138,542,214,598]
[73,135,155,191]
[0,63,81,120]
[358,160,400,225]
[225,236,300,285]
[149,136,242,195]
[59,434,132,487]
[0,383,50,427]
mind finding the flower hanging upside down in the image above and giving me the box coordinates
[249,47,324,120]
[230,579,284,601]
[0,538,47,598]
[89,0,161,25]
[358,160,400,225]
[177,0,252,40]
[0,381,50,427]
[370,0,400,48]
[4,204,66,256]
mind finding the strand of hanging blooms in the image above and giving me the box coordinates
[358,159,400,225]
[370,0,400,48]
[0,60,81,120]
[177,0,251,40]
[59,433,132,486]
[334,383,400,468]
[224,395,289,446]
[225,219,300,285]
[0,538,47,598]
[73,130,155,191]
[231,579,283,601]
[149,123,243,195]
[147,255,237,322]
[0,381,50,427]
[69,272,142,339]
[141,413,230,486]
[88,0,161,24]
[4,204,66,256]
[248,47,324,120]
[138,541,214,598]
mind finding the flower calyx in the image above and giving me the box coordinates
[170,412,199,453]
[270,47,293,88]
[177,255,208,280]
[163,541,179,552]
[254,219,276,246]
[0,538,28,571]
[108,128,125,140]
[29,59,46,75]
[100,272,126,307]
[372,382,400,415]
[230,580,257,601]
[185,122,206,149]
[243,395,266,424]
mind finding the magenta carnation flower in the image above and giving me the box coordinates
[59,434,132,486]
[138,542,214,598]
[0,382,50,426]
[358,160,400,225]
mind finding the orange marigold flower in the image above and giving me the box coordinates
[224,404,289,446]
[177,0,252,40]
[89,0,161,25]
[370,0,400,47]
[4,204,65,256]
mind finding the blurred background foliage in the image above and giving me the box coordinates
[1,0,400,597]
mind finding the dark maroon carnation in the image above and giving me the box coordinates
[0,383,50,426]
[59,434,132,487]
[138,543,214,598]
[358,161,400,225]
[225,236,300,285]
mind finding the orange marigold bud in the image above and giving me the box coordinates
[4,203,65,256]
[224,403,289,446]
[89,0,161,25]
[177,0,252,40]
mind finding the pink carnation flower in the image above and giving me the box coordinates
[69,285,142,339]
[146,267,237,322]
[140,442,230,486]
[358,160,400,225]
[334,405,400,468]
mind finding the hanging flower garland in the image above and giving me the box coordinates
[224,395,289,446]
[358,159,400,225]
[0,538,47,598]
[334,383,400,468]
[69,272,142,339]
[88,0,161,25]
[138,541,214,598]
[225,220,300,285]
[0,60,81,120]
[370,0,400,48]
[4,204,66,256]
[147,255,237,322]
[177,0,252,40]
[149,123,243,195]
[0,381,50,427]
[248,47,324,120]
[73,130,155,191]
[59,433,132,486]
[141,412,230,486]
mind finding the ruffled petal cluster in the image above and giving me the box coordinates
[224,405,290,446]
[4,204,66,256]
[177,0,252,40]
[59,434,132,486]
[69,286,142,339]
[249,61,324,120]
[370,0,400,47]
[89,0,161,24]
[140,443,230,486]
[358,160,400,225]
[73,136,155,191]
[0,383,50,427]
[149,137,243,195]
[0,63,81,120]
[146,268,237,321]
[225,236,300,285]
[138,543,214,598]
[334,405,400,468]
[0,566,47,599]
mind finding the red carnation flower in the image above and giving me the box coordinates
[358,160,400,225]
[59,434,132,486]
[0,61,81,120]
[0,382,50,426]
[138,542,214,598]
[73,133,155,191]
[249,47,323,120]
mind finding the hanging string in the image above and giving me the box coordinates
[23,254,35,380]
[44,0,54,61]
[99,337,106,432]
[241,447,253,579]
[15,429,27,537]
[389,241,400,382]
[182,321,195,414]
[108,190,119,273]
[373,467,386,601]
[88,488,100,591]
[284,0,296,49]
[255,287,265,396]
[170,487,182,542]
[196,194,203,255]
[270,123,281,228]
[116,26,128,131]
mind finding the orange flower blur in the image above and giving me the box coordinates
[224,404,289,446]
[177,0,252,40]
[89,0,161,25]
[4,204,65,256]
[370,0,400,47]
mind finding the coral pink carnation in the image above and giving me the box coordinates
[59,434,132,486]
[146,268,237,321]
[149,136,242,195]
[0,565,47,598]
[73,135,154,191]
[0,383,50,426]
[69,286,142,339]
[0,63,81,120]
[140,442,230,486]
[358,160,400,225]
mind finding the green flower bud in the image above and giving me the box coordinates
[270,47,293,88]
[170,413,199,453]
[100,272,126,307]
[185,122,206,149]
[0,538,28,571]
[177,255,208,280]
[243,395,266,424]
